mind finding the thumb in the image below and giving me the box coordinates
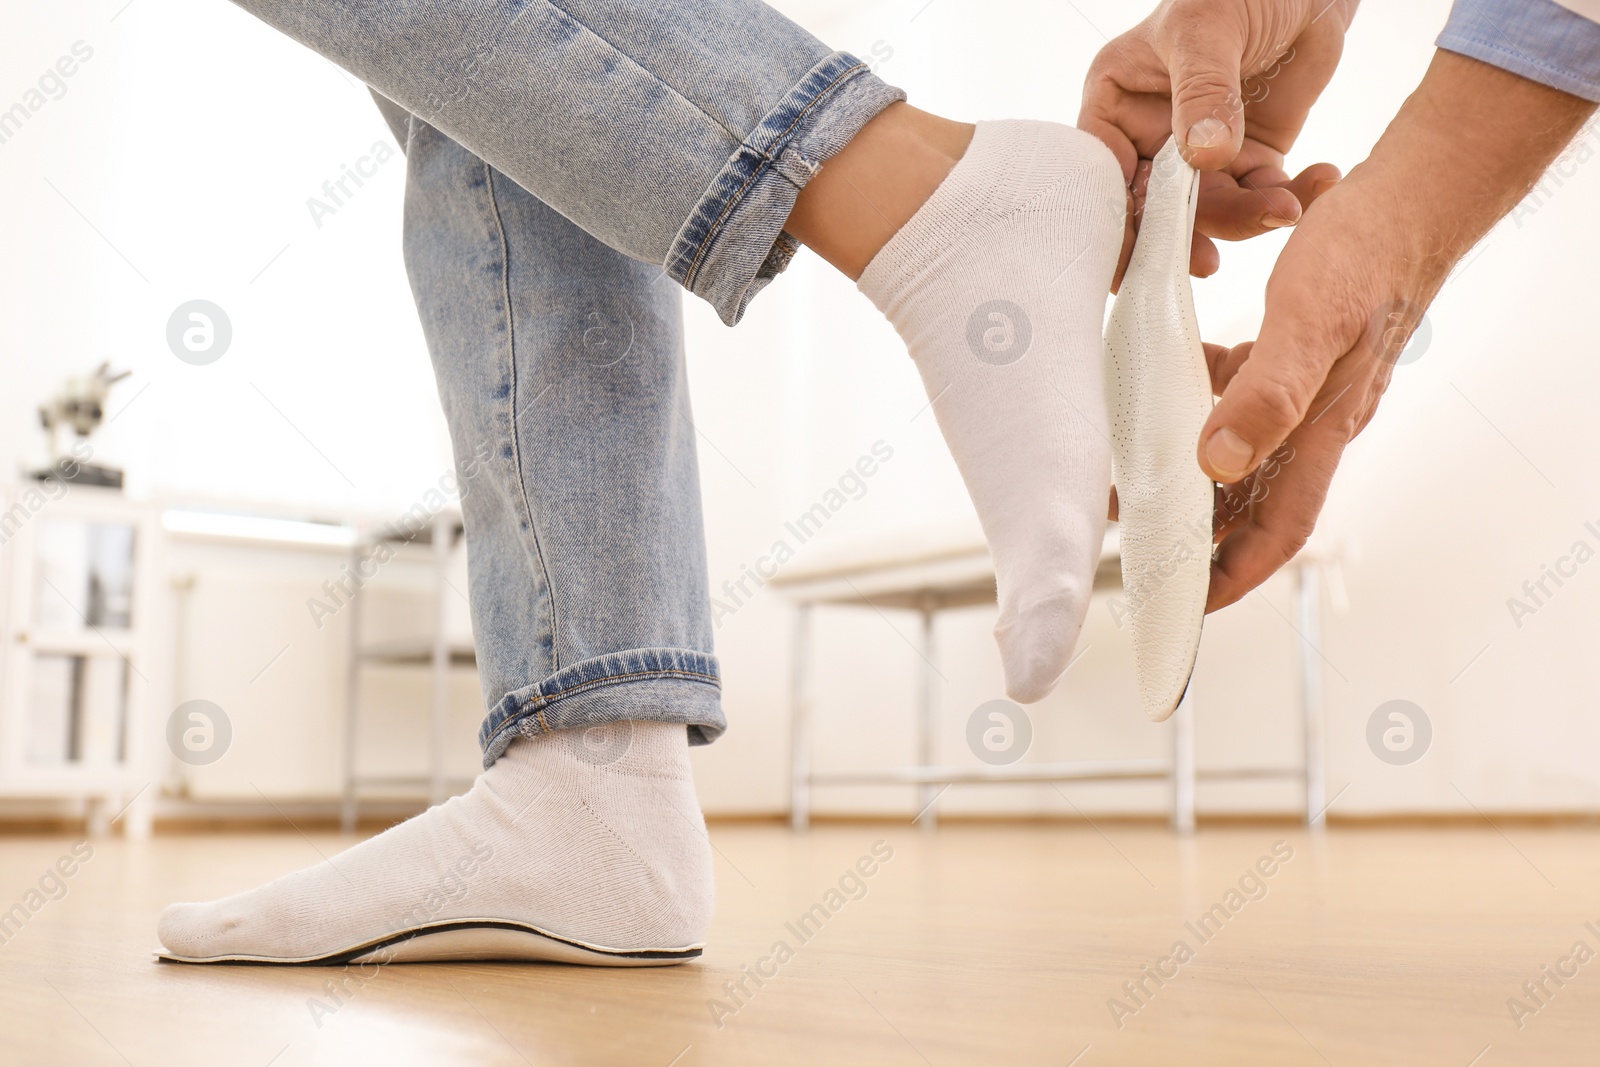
[1198,282,1347,484]
[1162,16,1247,169]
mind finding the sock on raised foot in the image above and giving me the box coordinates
[157,720,713,962]
[858,119,1124,703]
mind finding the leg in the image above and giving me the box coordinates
[239,3,1126,697]
[228,0,904,324]
[158,113,719,964]
[400,109,723,759]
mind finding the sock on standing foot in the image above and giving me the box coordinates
[157,720,713,961]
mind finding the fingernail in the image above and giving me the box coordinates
[1261,213,1295,229]
[1205,428,1255,481]
[1312,178,1340,196]
[1186,117,1231,150]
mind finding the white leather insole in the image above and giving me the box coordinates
[1103,138,1214,722]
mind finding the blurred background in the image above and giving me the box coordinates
[3,0,1598,834]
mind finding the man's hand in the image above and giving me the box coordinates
[1079,0,1359,283]
[1203,50,1598,610]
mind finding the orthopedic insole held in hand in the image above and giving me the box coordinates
[1104,138,1215,721]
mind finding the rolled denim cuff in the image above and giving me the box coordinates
[665,51,906,326]
[1437,0,1600,102]
[479,647,724,766]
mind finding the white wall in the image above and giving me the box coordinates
[1,0,452,517]
[5,0,1598,818]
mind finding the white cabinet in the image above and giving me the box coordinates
[0,485,161,834]
[0,491,483,831]
[164,518,481,812]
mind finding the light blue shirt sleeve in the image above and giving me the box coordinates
[1437,0,1600,101]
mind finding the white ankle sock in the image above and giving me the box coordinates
[858,119,1123,703]
[157,721,713,961]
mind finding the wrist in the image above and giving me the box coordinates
[1361,50,1596,276]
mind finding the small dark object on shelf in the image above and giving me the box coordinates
[30,462,124,490]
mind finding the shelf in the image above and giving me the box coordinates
[354,638,476,667]
[347,774,476,789]
[356,518,465,549]
[810,759,1170,786]
[17,628,138,656]
[807,763,1309,788]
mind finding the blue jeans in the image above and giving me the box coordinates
[232,1,906,763]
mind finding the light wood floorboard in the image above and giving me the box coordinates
[1,824,1596,1065]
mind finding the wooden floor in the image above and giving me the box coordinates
[2,822,1597,1065]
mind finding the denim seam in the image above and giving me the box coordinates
[681,61,868,291]
[542,0,744,142]
[481,665,720,752]
[515,667,721,710]
[481,164,562,668]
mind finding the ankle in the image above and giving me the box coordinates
[786,102,975,279]
[504,720,691,779]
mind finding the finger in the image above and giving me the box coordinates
[1211,340,1254,395]
[1235,165,1314,228]
[1206,426,1344,611]
[1284,162,1342,211]
[1110,182,1138,293]
[1195,176,1300,241]
[1200,352,1317,484]
[1129,156,1152,226]
[1197,256,1359,483]
[1213,476,1255,544]
[1227,137,1288,178]
[1078,114,1140,185]
[1190,231,1220,277]
[1206,350,1371,609]
[1158,8,1249,169]
[1078,42,1174,171]
[1085,89,1185,164]
[1111,159,1154,293]
[1107,486,1119,522]
[1203,341,1241,394]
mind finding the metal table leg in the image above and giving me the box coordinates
[85,796,111,839]
[428,515,451,807]
[340,540,363,833]
[917,601,939,833]
[789,603,813,832]
[1172,688,1196,834]
[1296,561,1327,827]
